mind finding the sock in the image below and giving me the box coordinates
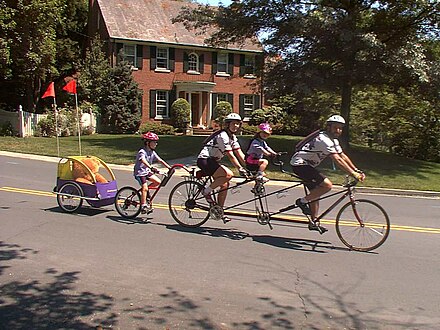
[257,171,264,176]
[204,186,213,194]
[300,197,308,204]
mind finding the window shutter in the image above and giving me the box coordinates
[150,46,157,70]
[170,88,176,110]
[239,54,245,76]
[254,94,261,110]
[239,94,245,118]
[199,54,204,73]
[169,48,175,71]
[228,53,234,75]
[255,54,264,76]
[183,52,189,72]
[227,94,233,110]
[212,93,218,119]
[150,90,156,119]
[212,52,217,74]
[116,43,123,64]
[136,45,143,69]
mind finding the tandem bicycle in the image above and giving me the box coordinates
[167,154,390,252]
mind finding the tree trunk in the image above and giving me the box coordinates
[340,77,352,149]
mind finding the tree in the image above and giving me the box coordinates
[174,0,439,144]
[171,98,191,131]
[98,58,143,134]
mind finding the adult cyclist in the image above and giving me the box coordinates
[291,115,365,233]
[197,113,248,223]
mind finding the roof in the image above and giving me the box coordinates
[96,0,263,53]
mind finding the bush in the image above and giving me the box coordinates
[138,121,175,135]
[35,108,79,137]
[0,121,14,136]
[241,123,259,135]
[214,101,232,123]
[249,106,285,125]
[171,98,191,131]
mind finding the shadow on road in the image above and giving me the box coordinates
[44,206,113,217]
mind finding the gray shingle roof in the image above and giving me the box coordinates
[97,0,263,52]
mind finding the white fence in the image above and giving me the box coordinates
[0,106,96,137]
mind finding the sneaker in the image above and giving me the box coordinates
[256,175,269,183]
[296,198,311,215]
[308,220,328,234]
[203,189,216,205]
[222,216,231,224]
[141,203,153,215]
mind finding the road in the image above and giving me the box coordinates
[0,154,439,329]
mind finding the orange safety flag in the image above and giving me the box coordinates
[42,82,55,98]
[63,80,77,94]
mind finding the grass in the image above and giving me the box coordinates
[1,134,440,191]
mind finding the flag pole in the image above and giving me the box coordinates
[54,98,60,158]
[75,93,82,156]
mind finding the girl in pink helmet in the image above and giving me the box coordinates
[134,132,171,214]
[245,123,278,182]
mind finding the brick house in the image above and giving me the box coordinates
[88,0,264,129]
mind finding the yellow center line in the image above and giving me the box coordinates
[1,186,439,234]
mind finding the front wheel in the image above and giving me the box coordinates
[57,182,84,213]
[168,180,210,227]
[336,199,390,252]
[115,186,141,219]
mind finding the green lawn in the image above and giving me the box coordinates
[1,134,440,191]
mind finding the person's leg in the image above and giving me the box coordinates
[257,159,268,175]
[211,165,233,207]
[305,178,332,221]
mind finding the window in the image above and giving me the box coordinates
[188,53,199,72]
[156,91,169,118]
[123,44,136,66]
[217,93,228,102]
[156,47,169,69]
[243,95,254,118]
[217,53,228,73]
[244,55,255,75]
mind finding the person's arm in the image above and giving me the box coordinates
[156,154,171,169]
[329,153,365,181]
[226,150,244,169]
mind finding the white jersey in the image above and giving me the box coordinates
[290,131,342,167]
[198,130,240,161]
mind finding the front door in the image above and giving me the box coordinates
[191,93,200,126]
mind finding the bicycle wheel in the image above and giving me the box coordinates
[336,199,390,252]
[57,182,83,213]
[115,186,142,219]
[168,180,210,227]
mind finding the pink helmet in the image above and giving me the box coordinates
[141,131,159,141]
[258,123,272,134]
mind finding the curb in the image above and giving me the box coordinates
[1,150,439,198]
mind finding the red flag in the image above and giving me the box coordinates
[63,80,77,94]
[42,82,55,98]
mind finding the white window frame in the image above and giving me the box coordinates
[243,95,254,119]
[123,44,136,67]
[244,55,256,77]
[217,53,228,74]
[188,53,199,73]
[156,47,169,71]
[217,93,228,103]
[155,90,169,119]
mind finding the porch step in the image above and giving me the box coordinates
[192,128,214,136]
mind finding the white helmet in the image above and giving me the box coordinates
[326,115,346,125]
[224,113,242,122]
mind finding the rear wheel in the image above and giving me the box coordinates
[115,186,142,219]
[168,180,210,227]
[336,199,390,252]
[57,182,83,213]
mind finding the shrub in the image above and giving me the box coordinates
[241,124,259,135]
[35,108,80,137]
[249,106,285,125]
[0,121,14,136]
[171,98,191,131]
[214,101,232,123]
[138,121,175,135]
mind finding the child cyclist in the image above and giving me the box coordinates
[197,113,248,223]
[134,132,171,214]
[245,122,278,182]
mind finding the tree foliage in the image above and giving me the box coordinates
[174,0,440,144]
[171,98,191,130]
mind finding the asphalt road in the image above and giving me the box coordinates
[0,154,439,329]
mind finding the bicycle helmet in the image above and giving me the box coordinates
[224,113,242,122]
[326,115,346,125]
[141,131,159,141]
[258,122,272,134]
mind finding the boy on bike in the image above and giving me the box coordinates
[134,132,171,214]
[197,113,248,223]
[291,115,365,233]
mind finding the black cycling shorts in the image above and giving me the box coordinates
[197,157,221,176]
[291,165,326,190]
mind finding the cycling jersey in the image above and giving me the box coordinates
[290,131,342,167]
[198,130,240,161]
